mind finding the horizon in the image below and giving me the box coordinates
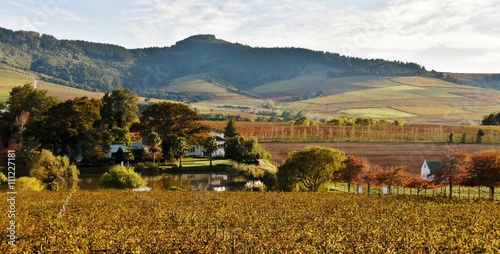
[1,0,499,74]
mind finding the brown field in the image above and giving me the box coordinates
[261,142,500,173]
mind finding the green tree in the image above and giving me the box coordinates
[27,149,80,181]
[31,97,102,161]
[172,137,189,167]
[204,136,219,166]
[476,129,485,143]
[146,131,162,165]
[139,102,208,158]
[101,165,147,189]
[224,116,239,138]
[100,88,138,129]
[225,135,270,163]
[277,146,346,192]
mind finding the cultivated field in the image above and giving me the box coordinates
[0,69,33,102]
[2,190,499,253]
[261,142,500,172]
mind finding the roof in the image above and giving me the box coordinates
[426,161,441,169]
[215,136,225,141]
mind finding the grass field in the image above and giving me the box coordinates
[2,190,498,253]
[0,69,34,102]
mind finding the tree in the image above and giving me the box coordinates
[146,131,162,165]
[372,165,409,193]
[429,147,472,199]
[224,116,239,138]
[100,88,138,129]
[28,149,80,181]
[470,149,500,200]
[204,136,218,166]
[405,173,433,195]
[277,146,346,192]
[224,135,270,163]
[341,155,369,193]
[172,137,189,167]
[30,97,102,161]
[139,102,208,158]
[476,129,485,143]
[448,132,454,143]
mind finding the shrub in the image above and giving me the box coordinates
[0,172,7,183]
[101,165,147,189]
[47,181,59,191]
[16,177,44,191]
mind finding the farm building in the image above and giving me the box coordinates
[186,133,225,157]
[421,160,440,180]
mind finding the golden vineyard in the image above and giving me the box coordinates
[2,190,499,253]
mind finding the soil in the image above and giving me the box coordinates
[261,142,500,173]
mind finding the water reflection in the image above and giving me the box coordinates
[78,173,232,190]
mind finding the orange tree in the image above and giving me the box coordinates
[429,146,472,199]
[470,149,500,200]
[341,155,369,193]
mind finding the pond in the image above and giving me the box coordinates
[78,172,235,190]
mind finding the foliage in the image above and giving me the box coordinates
[429,146,472,199]
[0,172,7,182]
[277,146,346,192]
[224,135,270,163]
[47,181,59,191]
[5,191,500,252]
[469,149,500,200]
[172,137,189,167]
[145,131,162,165]
[341,155,369,193]
[139,101,208,158]
[31,96,102,161]
[100,165,147,189]
[224,116,239,138]
[16,176,44,191]
[481,112,500,125]
[204,136,219,166]
[100,88,138,129]
[28,149,79,181]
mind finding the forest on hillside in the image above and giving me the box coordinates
[0,27,441,101]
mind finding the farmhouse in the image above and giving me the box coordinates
[186,133,225,157]
[421,160,440,180]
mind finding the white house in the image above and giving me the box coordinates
[421,160,440,180]
[186,133,225,157]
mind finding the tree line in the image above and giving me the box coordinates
[276,146,500,200]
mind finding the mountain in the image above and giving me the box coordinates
[0,27,434,100]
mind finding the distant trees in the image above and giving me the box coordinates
[277,146,346,192]
[327,117,403,126]
[481,112,500,125]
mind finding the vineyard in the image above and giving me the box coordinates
[2,190,499,253]
[203,121,500,143]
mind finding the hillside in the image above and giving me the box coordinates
[1,27,499,124]
[0,27,431,96]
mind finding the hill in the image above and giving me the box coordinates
[1,27,499,123]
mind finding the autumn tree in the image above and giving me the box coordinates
[405,173,433,195]
[372,165,409,193]
[204,136,218,167]
[146,131,162,165]
[277,146,346,192]
[429,146,472,199]
[470,149,500,200]
[341,155,369,193]
[362,165,381,194]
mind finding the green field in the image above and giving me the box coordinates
[0,69,34,102]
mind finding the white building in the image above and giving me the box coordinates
[186,134,225,157]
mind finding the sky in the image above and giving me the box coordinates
[1,0,499,73]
